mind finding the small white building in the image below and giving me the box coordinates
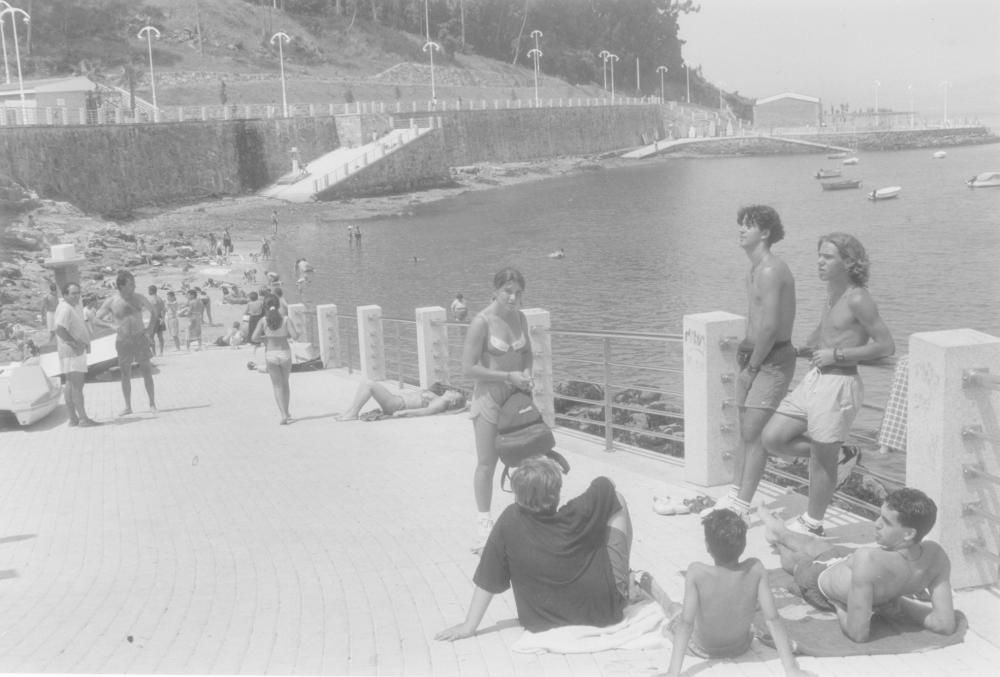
[753,92,821,128]
[0,76,98,125]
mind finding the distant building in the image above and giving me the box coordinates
[0,76,98,125]
[753,92,822,128]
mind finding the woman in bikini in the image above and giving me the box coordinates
[462,267,534,552]
[251,295,300,425]
[336,382,466,421]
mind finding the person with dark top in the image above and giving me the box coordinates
[244,291,265,344]
[435,456,633,638]
[354,225,362,245]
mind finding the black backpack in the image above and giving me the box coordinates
[496,390,569,490]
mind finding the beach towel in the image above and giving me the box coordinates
[754,568,967,657]
[510,600,667,654]
[359,403,471,421]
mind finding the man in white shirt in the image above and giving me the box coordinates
[54,282,99,427]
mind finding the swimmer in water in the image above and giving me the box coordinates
[547,248,566,259]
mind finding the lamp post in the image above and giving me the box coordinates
[270,31,291,117]
[908,83,914,128]
[607,53,618,101]
[873,79,880,127]
[0,0,11,84]
[684,63,690,103]
[598,50,610,91]
[656,66,668,104]
[529,29,542,107]
[422,40,441,103]
[137,26,161,121]
[0,4,27,112]
[941,80,949,127]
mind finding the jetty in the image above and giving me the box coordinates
[622,135,853,159]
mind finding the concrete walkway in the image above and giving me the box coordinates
[622,136,853,160]
[1,345,998,674]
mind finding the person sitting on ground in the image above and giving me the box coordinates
[760,487,957,643]
[215,322,245,348]
[651,510,802,677]
[435,457,633,639]
[336,380,466,421]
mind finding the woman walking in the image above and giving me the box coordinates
[251,295,300,425]
[462,267,534,552]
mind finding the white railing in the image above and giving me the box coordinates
[310,124,432,194]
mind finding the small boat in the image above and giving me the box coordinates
[0,362,63,426]
[815,169,842,179]
[38,332,119,378]
[933,151,947,159]
[868,186,902,201]
[967,172,1000,188]
[842,157,860,165]
[821,179,862,191]
[827,152,848,159]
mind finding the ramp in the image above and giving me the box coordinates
[623,135,853,159]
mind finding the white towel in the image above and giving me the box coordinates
[511,600,667,654]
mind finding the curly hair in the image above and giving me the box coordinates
[885,488,937,543]
[818,232,870,287]
[737,205,785,245]
[702,509,748,563]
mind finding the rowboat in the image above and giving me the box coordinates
[827,152,848,159]
[933,151,947,159]
[868,186,902,201]
[842,157,860,165]
[815,169,842,179]
[0,362,63,426]
[967,172,1000,188]
[821,179,862,191]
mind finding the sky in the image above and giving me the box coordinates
[680,0,1000,119]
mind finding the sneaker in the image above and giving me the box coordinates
[786,514,825,537]
[698,495,732,518]
[653,496,691,516]
[836,445,862,489]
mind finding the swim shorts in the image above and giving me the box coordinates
[792,545,854,612]
[265,349,292,368]
[116,333,152,367]
[775,367,864,444]
[469,383,516,425]
[735,339,797,411]
[60,354,87,375]
[665,612,752,659]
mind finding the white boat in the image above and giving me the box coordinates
[868,186,902,201]
[38,332,120,378]
[842,157,860,165]
[0,362,63,426]
[967,172,1000,188]
[933,151,947,159]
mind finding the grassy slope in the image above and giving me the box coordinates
[138,0,604,107]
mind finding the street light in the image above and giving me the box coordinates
[684,63,690,103]
[422,40,441,103]
[0,4,27,112]
[137,25,161,121]
[270,31,291,117]
[873,79,880,127]
[941,80,949,127]
[529,29,543,107]
[607,53,618,101]
[0,0,12,84]
[598,50,610,91]
[656,65,668,104]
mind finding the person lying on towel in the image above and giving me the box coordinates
[761,487,957,643]
[435,457,632,638]
[336,380,466,421]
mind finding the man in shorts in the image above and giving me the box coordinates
[435,457,634,638]
[762,233,894,535]
[760,488,957,643]
[54,282,100,427]
[702,205,796,523]
[147,285,166,356]
[97,270,159,416]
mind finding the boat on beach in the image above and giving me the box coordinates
[37,332,120,379]
[820,179,862,191]
[842,157,860,165]
[0,362,63,426]
[868,186,902,201]
[815,168,842,179]
[967,171,1000,188]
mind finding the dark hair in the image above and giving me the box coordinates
[737,205,785,245]
[62,282,80,296]
[885,488,937,542]
[249,291,259,301]
[187,289,198,299]
[818,232,870,287]
[167,291,176,299]
[274,287,284,298]
[493,267,526,291]
[49,283,57,292]
[428,382,468,410]
[116,270,134,289]
[264,295,282,331]
[702,509,747,563]
[148,285,157,294]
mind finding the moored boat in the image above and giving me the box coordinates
[967,172,1000,188]
[868,186,902,201]
[933,151,947,159]
[815,168,842,179]
[842,157,860,165]
[0,362,63,426]
[820,179,862,191]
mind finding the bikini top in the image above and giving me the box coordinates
[484,315,528,357]
[263,319,290,339]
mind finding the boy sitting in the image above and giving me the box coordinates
[656,510,803,676]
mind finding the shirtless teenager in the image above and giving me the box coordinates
[762,233,894,536]
[761,488,957,643]
[97,270,159,416]
[703,205,796,522]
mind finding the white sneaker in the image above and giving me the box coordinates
[786,514,826,537]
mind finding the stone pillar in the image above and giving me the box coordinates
[357,304,386,380]
[523,308,555,428]
[43,244,85,292]
[682,311,743,486]
[415,306,449,389]
[286,303,307,340]
[316,304,339,368]
[908,330,1000,588]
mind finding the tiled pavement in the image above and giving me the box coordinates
[1,346,999,675]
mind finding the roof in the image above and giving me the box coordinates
[0,76,97,96]
[755,92,821,105]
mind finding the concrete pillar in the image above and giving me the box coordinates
[43,244,85,292]
[286,303,308,341]
[357,304,386,380]
[415,306,449,389]
[316,304,339,368]
[523,308,555,428]
[908,330,1000,588]
[682,311,743,486]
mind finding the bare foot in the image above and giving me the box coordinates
[335,413,358,422]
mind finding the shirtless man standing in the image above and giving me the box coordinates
[761,488,957,643]
[97,270,159,416]
[702,205,796,523]
[762,233,894,535]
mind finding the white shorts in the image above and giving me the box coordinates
[60,354,88,374]
[775,367,864,444]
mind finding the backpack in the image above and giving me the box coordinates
[496,390,569,490]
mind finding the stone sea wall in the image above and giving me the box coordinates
[0,117,341,215]
[789,126,998,151]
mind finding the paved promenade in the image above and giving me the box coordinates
[1,344,999,675]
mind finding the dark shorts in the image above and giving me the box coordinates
[736,339,797,411]
[792,545,854,612]
[117,333,152,368]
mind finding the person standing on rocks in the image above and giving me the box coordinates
[147,285,166,356]
[41,283,60,344]
[96,270,158,416]
[54,282,99,427]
